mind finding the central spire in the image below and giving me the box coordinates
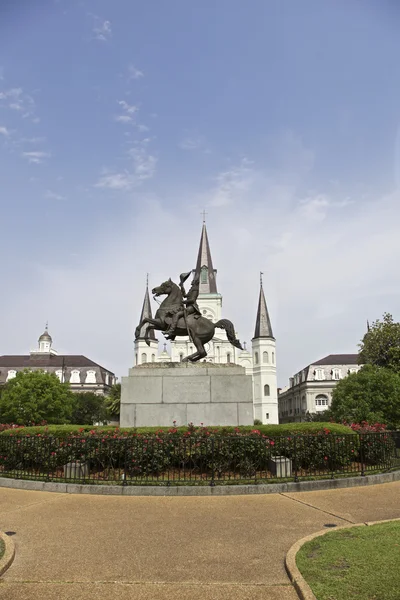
[137,278,157,340]
[193,222,218,294]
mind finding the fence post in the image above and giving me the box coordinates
[210,437,215,486]
[122,438,128,486]
[293,436,298,483]
[359,434,365,476]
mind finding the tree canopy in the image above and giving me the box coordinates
[70,392,107,425]
[105,383,121,417]
[0,370,75,425]
[359,313,400,371]
[330,364,400,428]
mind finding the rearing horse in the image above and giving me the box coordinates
[134,278,243,363]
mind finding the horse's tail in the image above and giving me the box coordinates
[215,319,243,350]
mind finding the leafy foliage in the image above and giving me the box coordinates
[105,383,121,417]
[70,392,107,425]
[359,313,400,371]
[0,370,75,425]
[330,365,400,429]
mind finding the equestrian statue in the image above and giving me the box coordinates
[134,272,243,362]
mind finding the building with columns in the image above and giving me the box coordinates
[134,221,278,424]
[0,326,116,395]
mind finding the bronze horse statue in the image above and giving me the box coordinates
[134,278,243,362]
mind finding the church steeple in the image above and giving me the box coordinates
[137,276,156,340]
[194,220,218,294]
[253,273,274,339]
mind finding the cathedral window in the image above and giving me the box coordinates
[272,352,275,364]
[70,370,80,384]
[263,351,268,363]
[141,353,147,364]
[135,353,138,365]
[151,354,155,363]
[227,352,231,363]
[201,267,208,284]
[85,370,97,384]
[255,352,259,364]
[179,353,184,362]
[6,370,17,381]
[264,384,270,396]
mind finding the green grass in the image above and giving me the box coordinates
[0,537,5,560]
[296,521,400,600]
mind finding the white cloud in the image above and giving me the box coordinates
[128,64,144,80]
[129,144,157,181]
[45,190,65,201]
[114,115,133,124]
[22,151,50,164]
[206,158,254,207]
[0,87,37,120]
[179,135,206,151]
[118,100,138,115]
[95,172,135,191]
[0,126,9,136]
[92,17,112,41]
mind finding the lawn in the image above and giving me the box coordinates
[296,521,400,600]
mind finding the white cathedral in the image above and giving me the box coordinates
[134,222,279,424]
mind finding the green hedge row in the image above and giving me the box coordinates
[0,422,353,438]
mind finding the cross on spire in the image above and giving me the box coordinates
[146,273,149,288]
[201,209,208,223]
[260,272,264,287]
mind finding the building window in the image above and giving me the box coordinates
[255,352,259,364]
[6,370,17,381]
[55,370,63,382]
[348,368,358,375]
[201,267,208,284]
[272,352,275,364]
[314,368,325,381]
[266,413,269,420]
[315,394,329,408]
[70,370,80,384]
[141,353,147,364]
[264,384,270,396]
[105,373,109,385]
[227,352,231,363]
[85,370,96,384]
[332,368,341,380]
[151,354,155,363]
[263,351,268,364]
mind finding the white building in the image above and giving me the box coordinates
[134,222,278,424]
[0,326,116,395]
[278,354,361,423]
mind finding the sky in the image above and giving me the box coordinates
[1,0,400,386]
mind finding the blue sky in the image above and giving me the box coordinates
[1,0,400,384]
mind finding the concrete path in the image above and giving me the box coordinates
[0,481,399,599]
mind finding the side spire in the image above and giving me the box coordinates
[193,221,218,294]
[253,272,274,339]
[137,277,156,340]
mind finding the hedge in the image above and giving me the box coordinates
[0,422,354,438]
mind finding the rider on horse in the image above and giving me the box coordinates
[165,271,201,338]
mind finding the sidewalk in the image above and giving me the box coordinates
[0,481,399,599]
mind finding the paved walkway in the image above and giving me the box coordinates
[0,481,399,599]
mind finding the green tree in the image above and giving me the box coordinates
[0,370,75,425]
[70,392,107,425]
[105,383,121,418]
[359,313,400,371]
[330,365,400,428]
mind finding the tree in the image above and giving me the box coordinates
[359,313,400,371]
[0,370,75,425]
[70,392,107,425]
[330,365,400,428]
[105,383,121,418]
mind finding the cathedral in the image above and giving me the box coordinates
[134,221,279,424]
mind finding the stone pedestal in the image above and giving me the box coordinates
[120,362,254,427]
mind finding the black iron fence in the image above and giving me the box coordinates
[0,432,398,486]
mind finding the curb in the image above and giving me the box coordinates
[0,469,399,496]
[285,518,400,600]
[0,531,15,577]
